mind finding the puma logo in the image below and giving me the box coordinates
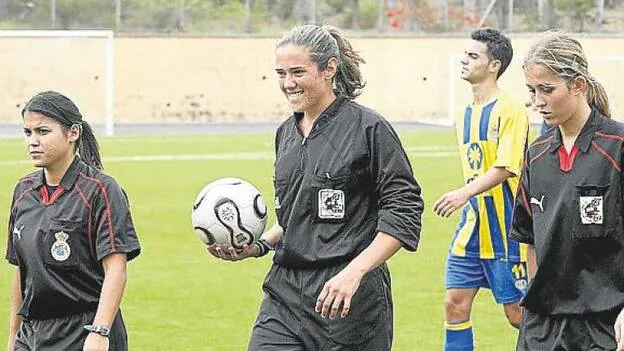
[12,225,24,240]
[530,195,545,213]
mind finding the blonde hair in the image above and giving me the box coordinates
[523,31,610,118]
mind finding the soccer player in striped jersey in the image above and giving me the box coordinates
[433,28,529,351]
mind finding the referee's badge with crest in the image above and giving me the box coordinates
[580,196,603,224]
[318,189,345,219]
[51,231,71,261]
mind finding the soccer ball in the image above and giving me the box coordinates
[191,177,268,249]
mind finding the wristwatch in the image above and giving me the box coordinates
[84,324,110,337]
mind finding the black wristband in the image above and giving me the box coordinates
[255,238,274,258]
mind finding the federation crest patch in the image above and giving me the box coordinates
[580,196,603,224]
[51,231,71,262]
[318,189,345,219]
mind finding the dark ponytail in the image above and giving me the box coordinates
[77,121,103,170]
[277,24,366,99]
[325,26,366,99]
[22,91,103,169]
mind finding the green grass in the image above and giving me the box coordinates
[0,130,519,350]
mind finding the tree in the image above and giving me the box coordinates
[596,0,605,27]
[556,0,594,31]
[538,0,557,29]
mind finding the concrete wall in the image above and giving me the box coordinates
[1,35,624,125]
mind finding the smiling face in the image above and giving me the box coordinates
[524,62,583,127]
[22,111,78,169]
[274,44,336,117]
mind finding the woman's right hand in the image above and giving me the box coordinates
[206,244,259,262]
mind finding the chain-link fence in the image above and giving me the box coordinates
[1,0,624,34]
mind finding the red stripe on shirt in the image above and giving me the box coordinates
[531,135,553,147]
[530,142,551,164]
[519,182,531,217]
[75,184,91,209]
[48,186,65,205]
[76,183,96,259]
[596,131,624,142]
[79,173,116,252]
[14,188,33,208]
[591,141,621,172]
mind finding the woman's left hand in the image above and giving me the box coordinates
[315,267,365,320]
[83,333,109,351]
[614,307,624,350]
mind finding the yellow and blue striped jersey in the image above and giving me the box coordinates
[450,90,529,262]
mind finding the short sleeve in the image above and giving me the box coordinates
[493,103,529,176]
[5,209,18,266]
[92,179,141,262]
[510,153,534,245]
[5,186,21,266]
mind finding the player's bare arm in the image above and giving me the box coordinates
[615,308,624,351]
[526,245,537,281]
[433,166,514,217]
[315,232,401,320]
[8,268,22,351]
[207,223,284,261]
[84,253,127,351]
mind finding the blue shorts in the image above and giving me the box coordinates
[445,254,527,304]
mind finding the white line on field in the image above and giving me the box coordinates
[405,145,456,152]
[0,148,458,166]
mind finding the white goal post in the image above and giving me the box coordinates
[0,30,115,136]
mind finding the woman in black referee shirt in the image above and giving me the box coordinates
[207,25,423,350]
[6,91,141,351]
[511,32,624,350]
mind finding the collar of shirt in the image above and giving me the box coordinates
[293,95,347,136]
[31,157,86,191]
[548,107,603,153]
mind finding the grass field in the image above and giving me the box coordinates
[0,130,521,350]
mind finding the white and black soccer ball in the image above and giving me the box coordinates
[191,177,268,249]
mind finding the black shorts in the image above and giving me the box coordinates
[247,263,393,351]
[14,310,128,351]
[517,309,617,351]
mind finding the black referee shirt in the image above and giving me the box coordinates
[272,96,423,269]
[5,157,141,320]
[511,109,624,315]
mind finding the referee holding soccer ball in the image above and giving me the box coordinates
[207,24,423,351]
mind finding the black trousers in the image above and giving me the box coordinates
[517,309,618,351]
[248,263,393,351]
[14,310,128,351]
